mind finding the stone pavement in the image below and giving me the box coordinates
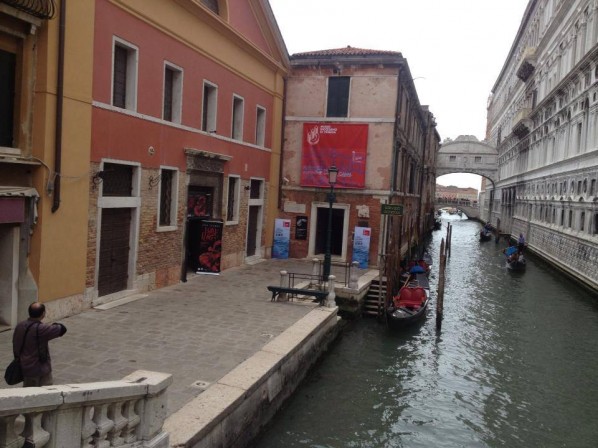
[0,259,348,414]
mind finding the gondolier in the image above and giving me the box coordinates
[518,233,526,253]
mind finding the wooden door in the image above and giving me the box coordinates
[98,208,131,296]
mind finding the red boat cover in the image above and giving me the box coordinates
[393,287,426,309]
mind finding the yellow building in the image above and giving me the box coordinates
[0,0,94,327]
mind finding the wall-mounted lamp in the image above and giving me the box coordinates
[244,185,251,191]
[148,174,162,190]
[92,170,105,190]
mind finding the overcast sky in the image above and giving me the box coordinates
[269,0,529,191]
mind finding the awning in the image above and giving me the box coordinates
[0,186,39,197]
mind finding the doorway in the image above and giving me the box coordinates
[245,179,264,261]
[309,202,349,260]
[315,207,344,256]
[98,208,131,297]
[0,225,18,329]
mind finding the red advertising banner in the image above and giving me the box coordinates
[301,123,368,188]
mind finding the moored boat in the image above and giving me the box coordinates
[386,285,429,329]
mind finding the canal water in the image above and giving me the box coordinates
[252,215,598,448]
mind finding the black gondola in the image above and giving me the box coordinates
[504,246,526,271]
[386,285,429,329]
[479,229,492,241]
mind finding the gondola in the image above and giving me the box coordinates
[479,229,492,242]
[433,218,442,230]
[386,284,429,329]
[504,246,526,271]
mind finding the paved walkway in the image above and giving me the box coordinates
[0,259,350,414]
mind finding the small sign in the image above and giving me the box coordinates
[352,227,371,269]
[295,216,308,240]
[381,204,403,216]
[273,219,291,259]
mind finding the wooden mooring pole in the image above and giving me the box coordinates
[436,238,446,330]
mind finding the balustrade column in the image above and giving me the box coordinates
[0,415,24,448]
[92,404,114,448]
[22,412,50,448]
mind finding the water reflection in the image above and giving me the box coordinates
[253,218,598,448]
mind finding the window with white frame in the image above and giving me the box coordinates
[232,95,244,140]
[255,106,266,146]
[226,175,240,223]
[158,167,178,228]
[163,63,183,123]
[112,38,138,110]
[201,81,217,132]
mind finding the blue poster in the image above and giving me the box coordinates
[352,227,371,269]
[272,219,291,259]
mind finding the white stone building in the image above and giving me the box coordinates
[484,0,598,290]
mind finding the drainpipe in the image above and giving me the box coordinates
[416,112,429,241]
[51,0,66,213]
[278,76,287,210]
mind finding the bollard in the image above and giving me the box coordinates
[312,258,320,279]
[349,261,359,289]
[325,275,336,307]
[279,270,288,301]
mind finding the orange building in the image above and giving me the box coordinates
[0,0,288,325]
[87,0,289,305]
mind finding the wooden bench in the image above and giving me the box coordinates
[267,286,328,303]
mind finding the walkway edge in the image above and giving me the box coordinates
[164,306,340,448]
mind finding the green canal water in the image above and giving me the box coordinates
[252,216,598,448]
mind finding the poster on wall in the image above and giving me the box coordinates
[196,220,223,274]
[352,227,371,269]
[301,123,368,189]
[272,219,291,259]
[295,216,308,240]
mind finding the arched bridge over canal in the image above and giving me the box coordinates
[436,135,498,184]
[435,200,481,220]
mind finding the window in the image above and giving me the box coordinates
[163,63,183,123]
[102,163,134,197]
[202,81,218,132]
[158,168,178,228]
[226,175,240,223]
[201,0,219,14]
[449,155,457,162]
[475,156,482,163]
[0,48,16,147]
[112,39,138,110]
[255,106,266,146]
[250,179,263,199]
[590,179,596,195]
[232,95,244,140]
[561,210,565,226]
[580,212,585,231]
[326,76,350,117]
[569,210,573,228]
[594,213,598,234]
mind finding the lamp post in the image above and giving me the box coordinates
[322,165,338,283]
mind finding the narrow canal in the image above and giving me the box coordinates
[252,215,598,448]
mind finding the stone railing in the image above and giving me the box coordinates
[0,370,171,448]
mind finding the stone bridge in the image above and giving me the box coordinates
[435,200,481,220]
[436,135,498,185]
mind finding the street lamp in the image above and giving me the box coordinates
[322,165,338,283]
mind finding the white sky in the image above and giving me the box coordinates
[269,0,529,191]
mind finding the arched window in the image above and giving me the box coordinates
[201,0,220,14]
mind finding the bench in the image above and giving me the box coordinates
[267,286,328,303]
